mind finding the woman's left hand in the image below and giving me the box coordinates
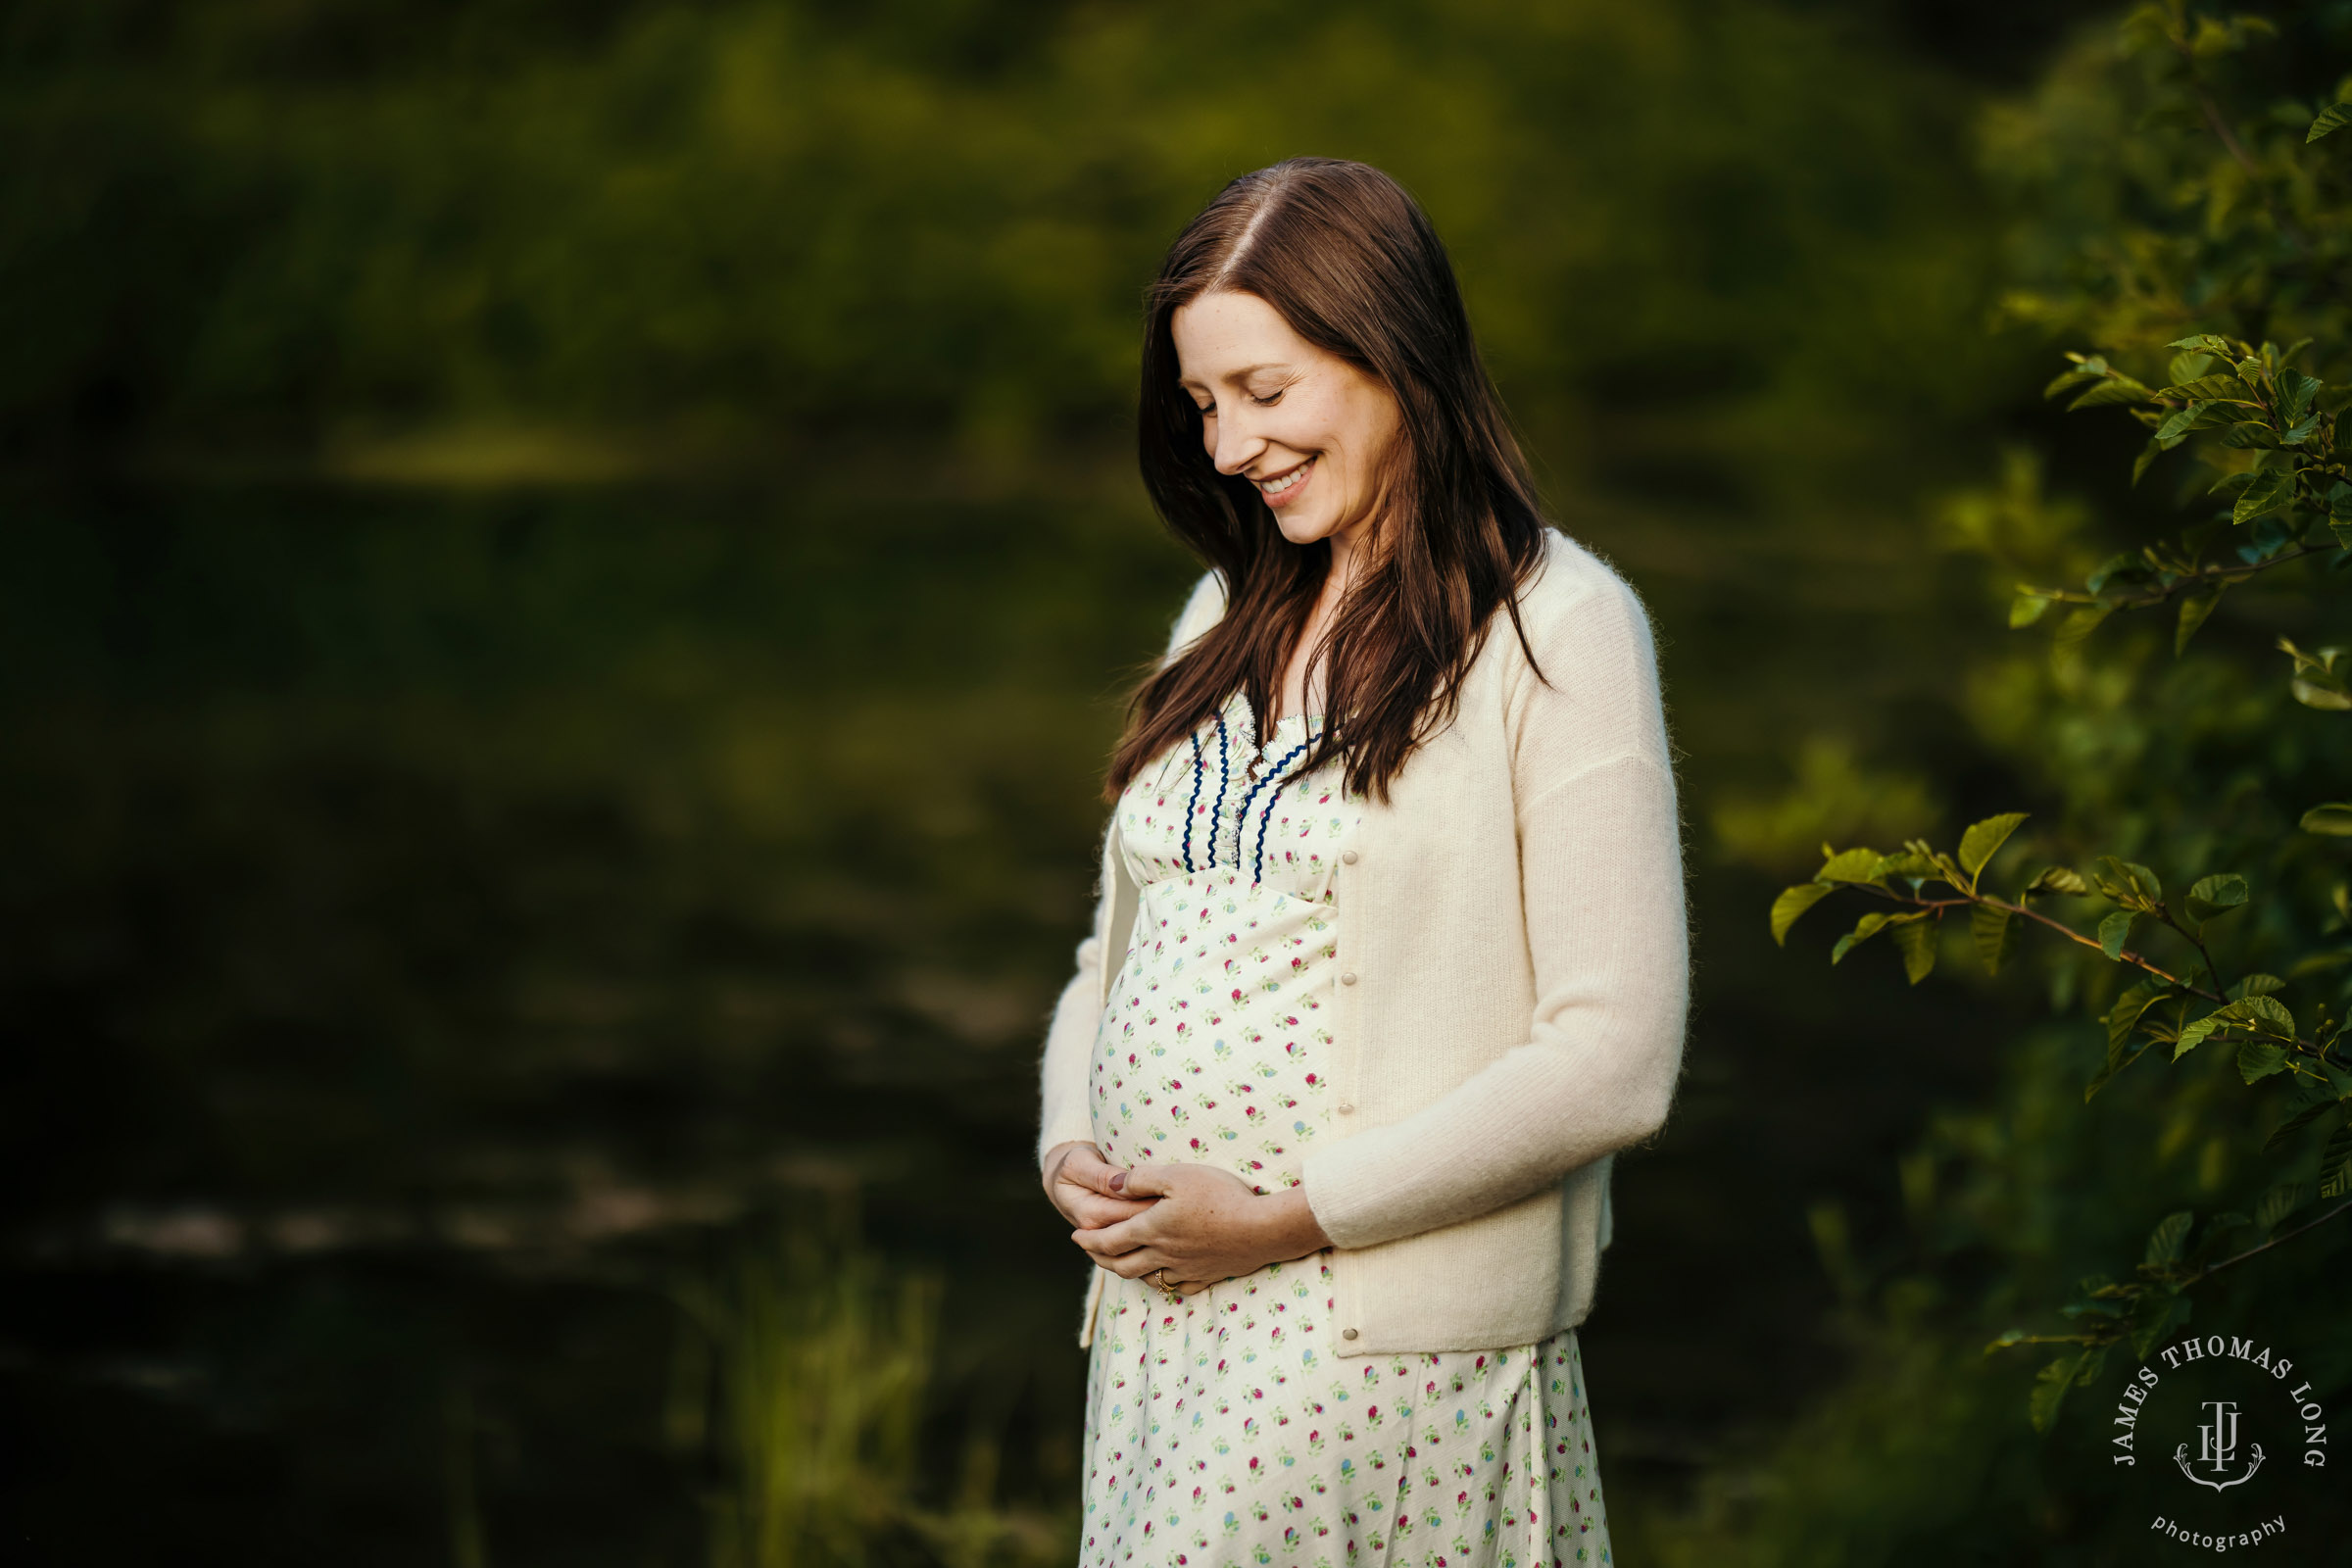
[1070,1162,1332,1296]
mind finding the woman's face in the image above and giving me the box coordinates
[1170,289,1402,554]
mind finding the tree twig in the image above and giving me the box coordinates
[2023,543,2335,614]
[1846,883,2331,1061]
[2190,1194,2352,1282]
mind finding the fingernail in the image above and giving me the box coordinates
[1107,1171,1126,1191]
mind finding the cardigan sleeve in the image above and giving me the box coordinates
[1301,570,1690,1248]
[1035,568,1228,1170]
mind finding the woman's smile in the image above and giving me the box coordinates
[1253,455,1315,505]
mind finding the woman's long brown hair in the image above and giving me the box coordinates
[1105,157,1552,807]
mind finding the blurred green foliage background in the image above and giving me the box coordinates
[9,1,2341,1564]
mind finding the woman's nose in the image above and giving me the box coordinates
[1209,411,1266,476]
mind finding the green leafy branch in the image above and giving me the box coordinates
[2016,332,2352,643]
[1772,810,2352,1427]
[1775,813,2347,1086]
[1985,1182,2352,1431]
[1995,67,2352,662]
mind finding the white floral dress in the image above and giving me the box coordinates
[1079,690,1613,1568]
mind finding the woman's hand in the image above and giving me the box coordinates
[1042,1140,1157,1231]
[1071,1162,1332,1295]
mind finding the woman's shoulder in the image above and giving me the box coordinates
[1511,526,1658,660]
[1498,528,1672,764]
[1164,568,1228,662]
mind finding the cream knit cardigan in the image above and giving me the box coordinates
[1037,525,1689,1356]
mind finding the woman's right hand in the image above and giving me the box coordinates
[1042,1140,1156,1230]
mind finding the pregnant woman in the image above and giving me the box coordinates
[1037,158,1689,1567]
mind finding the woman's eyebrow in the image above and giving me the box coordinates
[1177,363,1293,394]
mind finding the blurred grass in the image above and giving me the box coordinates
[672,1201,1071,1568]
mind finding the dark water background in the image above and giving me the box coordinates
[0,477,2014,1562]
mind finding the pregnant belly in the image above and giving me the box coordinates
[1088,923,1337,1196]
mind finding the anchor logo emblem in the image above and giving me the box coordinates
[2174,1398,2265,1492]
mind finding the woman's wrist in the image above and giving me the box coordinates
[1254,1184,1333,1261]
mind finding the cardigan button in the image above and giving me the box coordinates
[1340,971,1357,986]
[1341,850,1358,864]
[1337,1102,1355,1115]
[1342,1327,1359,1341]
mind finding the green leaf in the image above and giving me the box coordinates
[2309,100,2352,141]
[2167,351,2216,385]
[2323,1123,2352,1200]
[1889,914,1936,984]
[2176,585,2224,655]
[2169,372,2254,403]
[1958,812,2029,883]
[2133,995,2186,1045]
[2233,465,2298,525]
[1816,847,1888,884]
[2144,1210,2192,1267]
[2042,364,2108,399]
[2083,551,2144,595]
[2301,803,2352,835]
[2028,865,2090,896]
[2184,873,2248,926]
[2009,592,2052,628]
[1971,903,2017,975]
[2172,1016,2220,1060]
[2238,1038,2288,1083]
[2253,1181,2310,1233]
[2129,1290,2189,1358]
[2291,667,2352,710]
[2099,910,2134,960]
[2090,857,2162,906]
[2154,400,2220,441]
[2222,994,2297,1039]
[2168,334,2238,357]
[2107,979,2165,1049]
[2265,1101,2343,1152]
[2229,973,2284,999]
[2068,376,2154,410]
[1830,912,1890,964]
[2030,1351,2086,1433]
[2278,369,2325,426]
[2185,1205,2241,1256]
[1872,850,1938,881]
[2053,605,2112,663]
[1770,882,1836,946]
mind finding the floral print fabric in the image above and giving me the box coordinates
[1079,691,1613,1567]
